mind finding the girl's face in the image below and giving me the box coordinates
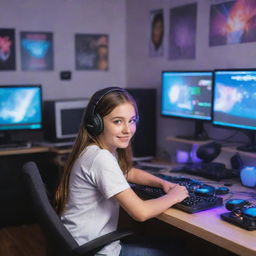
[98,102,137,153]
[152,20,163,45]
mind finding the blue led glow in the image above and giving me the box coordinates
[22,39,50,58]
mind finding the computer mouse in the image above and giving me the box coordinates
[225,199,249,211]
[215,186,230,195]
[194,185,215,196]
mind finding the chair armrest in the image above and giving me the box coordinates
[73,229,133,255]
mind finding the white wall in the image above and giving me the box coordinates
[126,0,255,160]
[0,0,126,99]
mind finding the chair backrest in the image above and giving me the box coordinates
[22,161,78,255]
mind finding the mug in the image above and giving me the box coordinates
[240,166,256,187]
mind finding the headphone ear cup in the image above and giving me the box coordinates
[86,113,103,136]
[93,113,103,136]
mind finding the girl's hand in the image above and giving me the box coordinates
[167,184,189,203]
[161,180,177,193]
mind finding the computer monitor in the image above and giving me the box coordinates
[0,85,42,145]
[43,99,89,144]
[213,69,256,152]
[161,71,213,140]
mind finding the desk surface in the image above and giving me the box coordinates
[0,145,72,156]
[0,146,49,156]
[157,172,256,256]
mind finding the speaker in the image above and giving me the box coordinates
[127,88,157,159]
[196,142,221,163]
[230,153,244,175]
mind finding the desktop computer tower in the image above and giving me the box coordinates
[127,88,157,159]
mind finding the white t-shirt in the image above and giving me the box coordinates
[61,145,130,256]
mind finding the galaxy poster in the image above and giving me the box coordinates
[0,29,16,71]
[210,0,256,46]
[169,3,197,60]
[20,32,54,71]
[75,34,108,71]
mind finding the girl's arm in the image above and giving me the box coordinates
[114,184,188,222]
[126,167,176,193]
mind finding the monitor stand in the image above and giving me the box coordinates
[176,120,209,141]
[237,132,256,153]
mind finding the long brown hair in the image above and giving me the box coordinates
[55,89,138,215]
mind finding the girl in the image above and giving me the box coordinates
[55,87,188,256]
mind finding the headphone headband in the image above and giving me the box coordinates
[89,87,126,115]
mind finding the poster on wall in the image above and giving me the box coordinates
[149,9,164,57]
[209,0,256,46]
[75,34,108,71]
[0,28,16,71]
[169,3,197,60]
[20,31,54,71]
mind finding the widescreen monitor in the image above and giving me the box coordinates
[213,69,256,152]
[161,71,213,140]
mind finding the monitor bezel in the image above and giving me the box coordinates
[161,70,213,122]
[0,84,43,132]
[212,68,256,132]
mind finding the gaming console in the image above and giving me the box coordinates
[221,199,256,230]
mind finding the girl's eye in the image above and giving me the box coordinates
[114,120,122,124]
[129,118,137,124]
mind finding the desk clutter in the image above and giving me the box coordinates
[135,162,256,231]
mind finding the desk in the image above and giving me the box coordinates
[156,172,256,256]
[0,146,49,156]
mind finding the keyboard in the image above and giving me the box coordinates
[171,162,235,181]
[131,174,223,213]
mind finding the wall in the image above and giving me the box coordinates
[1,0,255,160]
[126,0,255,161]
[0,0,126,100]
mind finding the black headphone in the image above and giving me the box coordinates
[84,87,128,136]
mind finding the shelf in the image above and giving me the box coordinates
[167,136,256,159]
[166,136,212,145]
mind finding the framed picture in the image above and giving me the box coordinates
[20,31,54,71]
[169,3,197,60]
[149,9,164,57]
[0,28,16,71]
[209,0,256,46]
[75,34,108,70]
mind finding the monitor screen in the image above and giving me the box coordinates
[161,71,212,120]
[0,85,42,131]
[213,69,256,152]
[60,108,85,136]
[213,70,256,131]
[161,71,213,140]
